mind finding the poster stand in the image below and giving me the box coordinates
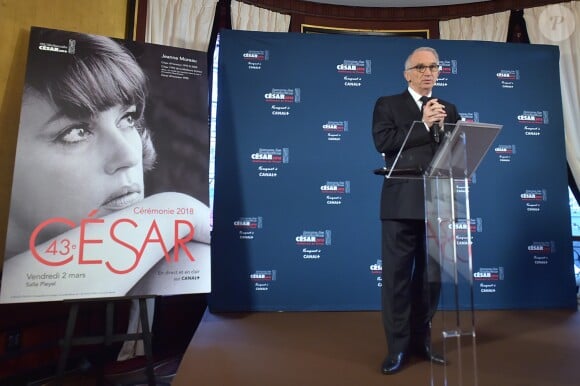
[55,296,156,386]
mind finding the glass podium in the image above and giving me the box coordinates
[376,120,502,386]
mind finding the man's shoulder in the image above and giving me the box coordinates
[375,90,409,104]
[436,97,460,121]
[441,99,460,119]
[434,96,457,108]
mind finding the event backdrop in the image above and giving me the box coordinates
[209,29,577,311]
[0,27,211,303]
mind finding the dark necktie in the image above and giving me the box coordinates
[420,96,430,112]
[420,96,439,144]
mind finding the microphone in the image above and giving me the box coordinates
[431,113,445,144]
[432,121,440,144]
[422,96,441,144]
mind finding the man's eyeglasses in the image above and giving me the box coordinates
[407,64,440,73]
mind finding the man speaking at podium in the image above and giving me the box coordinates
[371,46,461,375]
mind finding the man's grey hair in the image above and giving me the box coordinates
[404,47,440,70]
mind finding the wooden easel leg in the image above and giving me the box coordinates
[139,297,156,386]
[56,302,79,384]
[55,297,157,385]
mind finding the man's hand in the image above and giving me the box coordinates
[422,98,447,129]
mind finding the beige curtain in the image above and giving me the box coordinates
[231,0,291,32]
[523,2,580,190]
[146,0,219,52]
[440,10,511,41]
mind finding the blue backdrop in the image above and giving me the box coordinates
[209,30,577,311]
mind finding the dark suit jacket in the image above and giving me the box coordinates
[372,89,461,220]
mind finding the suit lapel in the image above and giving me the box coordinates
[401,90,423,122]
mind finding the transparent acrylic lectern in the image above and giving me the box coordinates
[376,120,502,386]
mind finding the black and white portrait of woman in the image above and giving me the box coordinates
[0,27,211,303]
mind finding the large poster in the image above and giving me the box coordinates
[210,30,577,311]
[0,27,211,303]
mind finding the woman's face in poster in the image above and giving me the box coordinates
[9,89,145,242]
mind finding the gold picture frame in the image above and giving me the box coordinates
[301,24,429,39]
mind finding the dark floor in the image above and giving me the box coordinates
[32,354,182,386]
[5,294,579,385]
[0,294,207,386]
[4,347,183,386]
[173,298,580,386]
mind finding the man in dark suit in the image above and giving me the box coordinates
[372,46,461,375]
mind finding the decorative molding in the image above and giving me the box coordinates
[301,24,430,38]
[240,0,566,20]
[291,13,440,35]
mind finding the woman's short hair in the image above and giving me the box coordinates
[24,29,156,170]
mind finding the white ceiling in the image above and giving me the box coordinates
[301,0,490,7]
